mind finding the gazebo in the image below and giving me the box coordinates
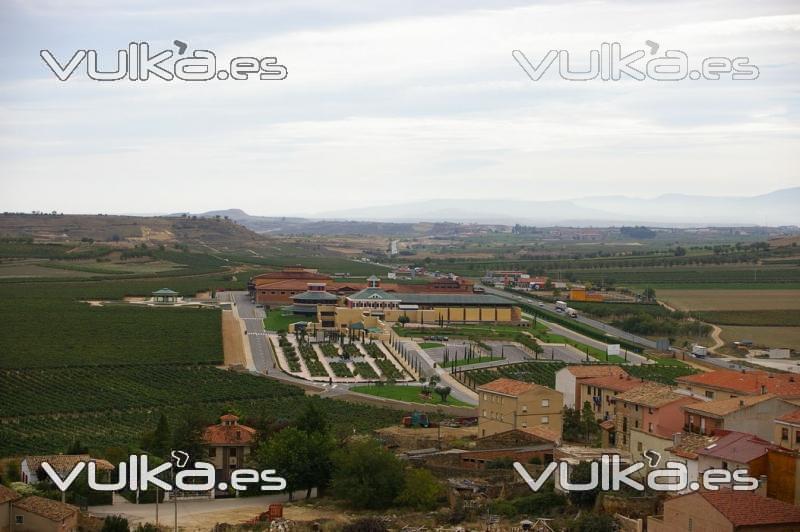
[152,288,179,304]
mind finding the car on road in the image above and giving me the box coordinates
[538,302,545,307]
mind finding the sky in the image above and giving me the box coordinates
[0,0,798,216]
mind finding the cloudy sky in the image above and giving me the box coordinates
[0,0,798,216]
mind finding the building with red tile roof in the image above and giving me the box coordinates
[11,495,79,532]
[648,489,800,531]
[555,364,629,409]
[695,430,777,479]
[477,378,563,439]
[676,369,800,400]
[202,414,258,484]
[774,408,800,451]
[683,394,796,442]
[613,382,697,449]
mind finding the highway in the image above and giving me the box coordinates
[483,286,658,350]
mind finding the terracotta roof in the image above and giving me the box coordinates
[666,432,719,460]
[695,430,776,463]
[776,409,800,425]
[615,381,686,408]
[0,485,21,505]
[13,496,77,522]
[24,454,115,476]
[683,394,776,418]
[202,419,257,446]
[582,374,644,393]
[697,490,800,527]
[519,426,561,444]
[677,369,800,397]
[564,365,629,379]
[478,378,542,396]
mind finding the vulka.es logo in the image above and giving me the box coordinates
[40,41,287,82]
[41,454,287,493]
[513,42,759,82]
[513,455,759,493]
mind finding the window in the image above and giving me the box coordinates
[721,461,728,470]
[688,518,693,532]
[541,399,549,407]
[796,431,800,445]
[15,516,23,525]
[208,447,217,458]
[635,420,639,429]
[705,390,715,399]
[229,448,237,458]
[635,404,639,412]
[782,427,789,440]
[637,442,643,452]
[522,405,527,413]
[522,422,528,428]
[541,416,549,424]
[482,410,487,417]
[648,423,653,433]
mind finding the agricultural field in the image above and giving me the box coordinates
[719,326,800,351]
[624,364,698,385]
[460,361,567,390]
[0,300,223,368]
[0,396,401,457]
[659,289,800,311]
[658,289,800,351]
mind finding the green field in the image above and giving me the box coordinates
[693,310,800,327]
[418,342,445,349]
[264,309,307,331]
[0,396,401,456]
[442,355,503,368]
[350,385,472,407]
[624,364,698,385]
[0,301,222,368]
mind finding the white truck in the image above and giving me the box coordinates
[566,307,578,318]
[691,345,708,358]
[555,300,568,312]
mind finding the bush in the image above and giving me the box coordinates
[341,517,388,532]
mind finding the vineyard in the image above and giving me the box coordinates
[375,359,403,380]
[319,343,341,358]
[0,396,402,456]
[363,342,387,359]
[460,361,568,389]
[624,364,698,385]
[1,366,303,417]
[0,300,223,368]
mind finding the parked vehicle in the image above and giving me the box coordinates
[692,345,708,358]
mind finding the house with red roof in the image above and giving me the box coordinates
[554,364,629,409]
[683,394,797,442]
[202,414,258,485]
[676,369,800,401]
[477,378,563,439]
[695,430,777,481]
[774,409,800,451]
[612,381,696,451]
[648,489,800,532]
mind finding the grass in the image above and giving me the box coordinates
[350,385,472,407]
[418,342,445,349]
[264,309,306,331]
[719,326,800,351]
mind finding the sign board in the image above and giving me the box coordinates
[607,344,621,356]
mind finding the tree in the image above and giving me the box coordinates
[396,468,442,510]
[171,409,207,462]
[397,315,410,328]
[331,438,405,509]
[66,439,89,454]
[141,413,171,459]
[253,427,334,500]
[567,461,600,507]
[642,287,656,302]
[581,401,599,443]
[295,399,328,435]
[101,515,129,532]
[434,384,451,403]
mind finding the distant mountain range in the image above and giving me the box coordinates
[199,187,799,231]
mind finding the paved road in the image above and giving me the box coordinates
[484,286,658,350]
